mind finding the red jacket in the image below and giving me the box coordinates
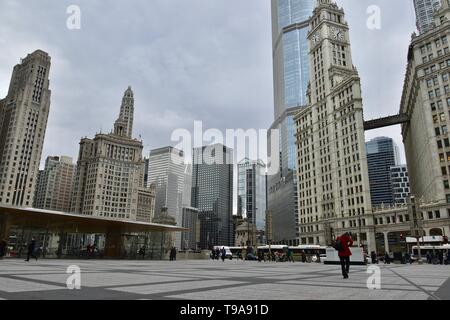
[337,234,353,257]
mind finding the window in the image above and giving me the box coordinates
[436,127,441,136]
[432,102,437,111]
[443,125,448,135]
[445,180,450,189]
[443,167,448,175]
[428,212,433,219]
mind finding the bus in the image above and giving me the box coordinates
[412,244,450,263]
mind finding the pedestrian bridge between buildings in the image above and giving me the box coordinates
[364,114,410,131]
[0,205,186,259]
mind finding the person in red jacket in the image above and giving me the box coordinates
[336,232,353,279]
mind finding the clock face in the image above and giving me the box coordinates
[331,27,344,41]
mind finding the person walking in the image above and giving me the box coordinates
[25,237,38,262]
[221,247,226,262]
[371,251,377,264]
[384,252,391,264]
[336,232,353,279]
[0,239,7,259]
[173,247,177,261]
[301,251,307,263]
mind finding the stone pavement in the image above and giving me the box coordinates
[0,259,449,300]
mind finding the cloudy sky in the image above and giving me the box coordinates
[0,0,416,168]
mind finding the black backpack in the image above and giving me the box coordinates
[333,238,343,252]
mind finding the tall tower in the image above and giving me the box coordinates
[413,0,441,34]
[71,87,154,223]
[0,50,51,207]
[191,144,234,249]
[294,0,375,251]
[268,0,314,246]
[365,137,400,208]
[401,1,450,205]
[114,86,134,138]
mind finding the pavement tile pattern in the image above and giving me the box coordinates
[0,259,449,300]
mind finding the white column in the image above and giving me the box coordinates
[383,232,390,253]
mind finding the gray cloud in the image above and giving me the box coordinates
[0,0,416,167]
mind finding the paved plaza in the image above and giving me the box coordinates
[0,259,449,300]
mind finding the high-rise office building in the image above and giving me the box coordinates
[34,156,76,212]
[268,0,314,246]
[191,144,233,249]
[0,50,51,207]
[390,165,411,205]
[294,0,375,252]
[237,158,267,245]
[71,87,155,223]
[401,1,450,205]
[366,137,400,207]
[414,0,442,34]
[181,207,200,250]
[147,146,185,247]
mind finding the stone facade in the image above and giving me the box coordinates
[401,1,450,207]
[0,50,51,207]
[294,0,375,252]
[71,87,154,222]
[34,156,76,212]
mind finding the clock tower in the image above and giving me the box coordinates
[295,0,376,252]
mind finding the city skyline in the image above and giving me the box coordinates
[0,0,417,170]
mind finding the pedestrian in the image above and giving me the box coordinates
[0,239,7,259]
[301,251,307,263]
[173,247,177,261]
[426,251,432,264]
[336,232,353,279]
[438,251,444,265]
[371,251,377,264]
[384,252,390,264]
[215,248,220,261]
[25,237,38,262]
[221,247,226,262]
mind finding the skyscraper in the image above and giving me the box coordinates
[34,156,76,212]
[237,159,267,245]
[390,165,411,205]
[294,0,375,252]
[268,0,314,246]
[71,87,155,223]
[0,50,51,207]
[191,144,233,249]
[366,137,400,207]
[401,1,450,205]
[147,146,186,248]
[414,0,441,34]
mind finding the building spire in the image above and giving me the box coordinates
[114,86,134,138]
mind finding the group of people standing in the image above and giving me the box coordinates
[210,247,227,262]
[426,250,449,265]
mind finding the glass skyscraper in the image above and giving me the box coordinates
[366,137,401,208]
[268,0,314,245]
[237,159,267,244]
[413,0,441,34]
[191,144,234,249]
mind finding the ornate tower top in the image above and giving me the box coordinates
[114,86,135,138]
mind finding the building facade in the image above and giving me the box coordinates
[268,0,314,246]
[401,1,450,206]
[181,207,200,250]
[71,87,154,222]
[365,137,400,208]
[147,146,186,247]
[0,50,51,207]
[34,156,76,212]
[390,165,411,205]
[237,159,267,245]
[191,144,234,249]
[294,0,375,251]
[414,0,442,34]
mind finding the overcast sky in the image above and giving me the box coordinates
[0,0,416,168]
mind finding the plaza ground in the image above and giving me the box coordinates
[0,259,449,300]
